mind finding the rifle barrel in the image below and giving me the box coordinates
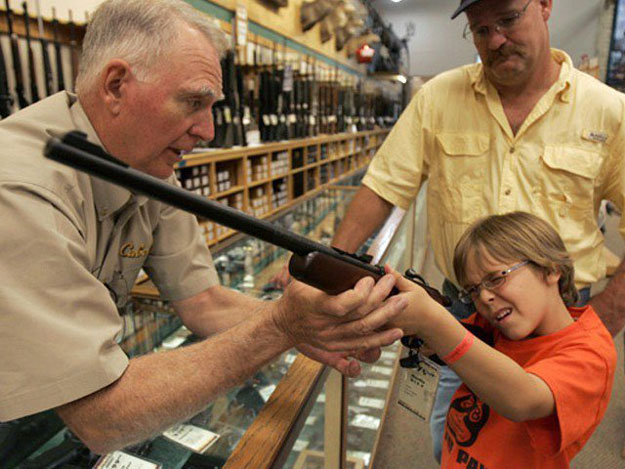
[43,133,382,279]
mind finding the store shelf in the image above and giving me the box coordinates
[175,129,389,247]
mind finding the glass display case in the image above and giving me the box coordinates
[5,169,413,469]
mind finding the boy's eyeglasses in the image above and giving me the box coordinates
[462,0,532,43]
[458,260,530,305]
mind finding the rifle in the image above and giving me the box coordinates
[44,130,450,304]
[68,9,80,90]
[52,7,65,91]
[22,1,39,103]
[234,49,248,146]
[4,0,28,108]
[220,52,235,148]
[35,0,53,96]
[0,16,11,117]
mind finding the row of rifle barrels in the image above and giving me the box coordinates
[0,0,83,118]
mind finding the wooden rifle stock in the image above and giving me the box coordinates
[43,131,450,308]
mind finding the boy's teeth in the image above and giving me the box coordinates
[497,308,511,320]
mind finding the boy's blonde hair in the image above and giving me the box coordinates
[453,212,578,305]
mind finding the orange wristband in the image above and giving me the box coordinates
[442,331,475,365]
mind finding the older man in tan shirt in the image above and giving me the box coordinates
[0,0,408,454]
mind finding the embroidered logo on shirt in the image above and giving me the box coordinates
[582,131,608,144]
[120,242,150,258]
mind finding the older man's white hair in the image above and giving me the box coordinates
[75,0,229,93]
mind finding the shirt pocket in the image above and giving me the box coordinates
[533,145,603,253]
[431,133,490,223]
[536,145,601,215]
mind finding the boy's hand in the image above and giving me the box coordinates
[384,266,445,336]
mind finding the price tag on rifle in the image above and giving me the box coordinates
[223,107,232,124]
[262,114,270,126]
[94,451,162,469]
[235,3,248,47]
[397,354,440,422]
[283,65,293,92]
[242,107,252,125]
[270,114,279,126]
[288,114,297,124]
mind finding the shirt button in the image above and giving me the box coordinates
[509,147,515,154]
[504,188,511,196]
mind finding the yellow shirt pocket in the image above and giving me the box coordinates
[431,133,490,223]
[538,145,601,214]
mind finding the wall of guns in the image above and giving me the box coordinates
[0,0,402,148]
[0,0,84,117]
[206,40,402,149]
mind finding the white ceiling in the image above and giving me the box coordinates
[373,0,605,77]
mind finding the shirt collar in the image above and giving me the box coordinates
[469,48,574,102]
[68,92,149,220]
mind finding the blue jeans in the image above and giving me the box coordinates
[429,283,591,463]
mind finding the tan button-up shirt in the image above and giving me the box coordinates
[0,92,218,421]
[364,49,625,288]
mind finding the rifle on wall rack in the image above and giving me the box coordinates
[44,130,450,305]
[51,7,65,92]
[0,14,12,117]
[68,9,80,90]
[22,1,40,103]
[35,0,53,97]
[4,0,28,108]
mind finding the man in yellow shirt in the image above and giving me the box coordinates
[331,0,625,462]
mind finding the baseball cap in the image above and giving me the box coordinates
[451,0,483,20]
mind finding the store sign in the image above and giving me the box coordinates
[356,44,375,64]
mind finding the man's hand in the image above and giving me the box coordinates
[270,261,292,289]
[296,344,383,378]
[273,274,406,353]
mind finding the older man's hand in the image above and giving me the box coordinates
[273,274,406,355]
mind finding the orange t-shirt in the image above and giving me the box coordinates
[441,306,616,469]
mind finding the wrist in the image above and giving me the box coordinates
[267,298,299,348]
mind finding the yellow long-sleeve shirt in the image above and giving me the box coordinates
[364,49,625,288]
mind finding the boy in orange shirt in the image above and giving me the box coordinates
[391,212,616,468]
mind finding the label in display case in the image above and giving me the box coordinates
[358,396,385,410]
[350,413,380,430]
[94,451,162,469]
[293,439,309,452]
[162,424,220,453]
[397,355,440,422]
[259,384,277,402]
[364,379,389,389]
[370,365,393,376]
